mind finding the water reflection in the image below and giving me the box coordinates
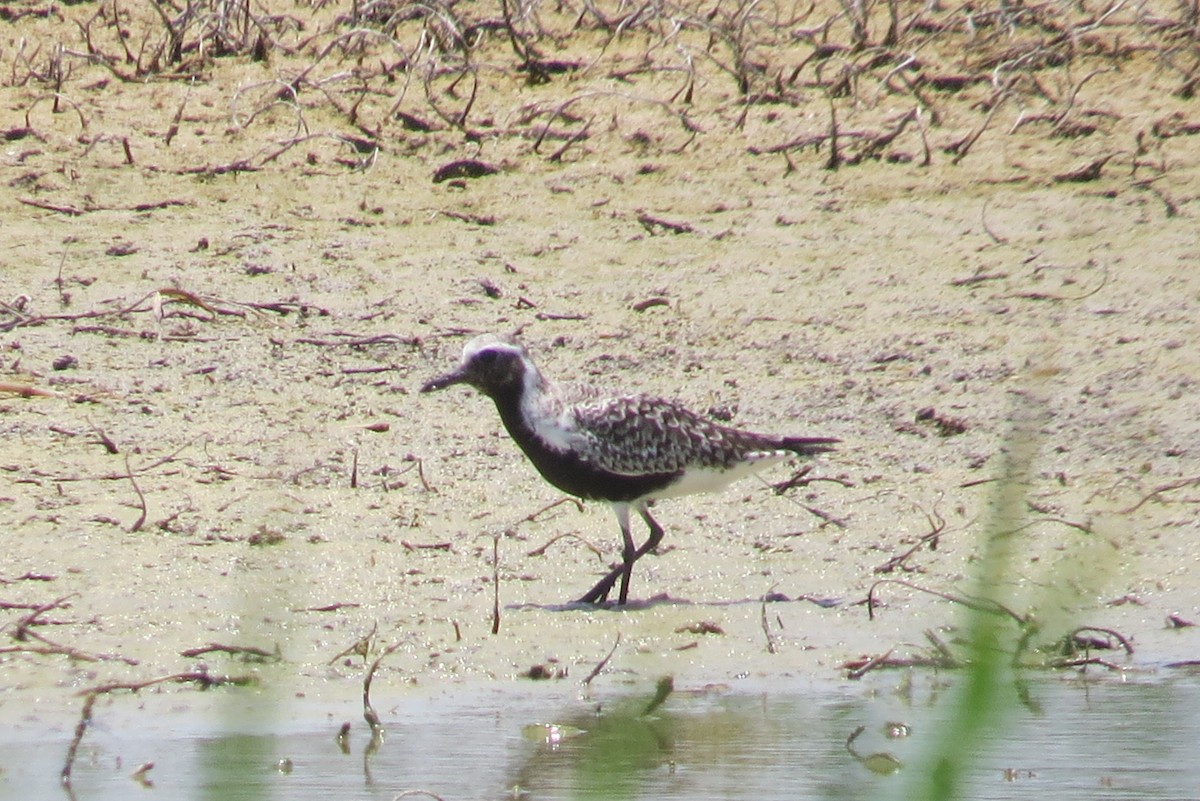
[2,674,1198,801]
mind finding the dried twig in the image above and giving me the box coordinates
[62,672,254,786]
[11,593,76,640]
[866,578,1026,625]
[521,497,585,523]
[87,418,119,455]
[797,502,847,528]
[492,533,501,635]
[875,502,947,573]
[825,98,841,170]
[363,641,402,752]
[328,623,376,665]
[1064,625,1134,655]
[0,382,56,398]
[400,540,452,551]
[924,628,960,666]
[978,198,1009,245]
[527,531,604,559]
[0,642,121,662]
[17,197,85,216]
[0,572,56,585]
[179,642,282,662]
[631,296,671,312]
[548,116,592,161]
[582,632,622,686]
[945,81,1015,164]
[1048,656,1127,671]
[124,454,147,533]
[760,586,779,654]
[1118,475,1200,514]
[637,212,694,235]
[1053,153,1118,183]
[760,471,848,527]
[295,602,362,613]
[845,648,895,679]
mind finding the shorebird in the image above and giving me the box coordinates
[420,334,837,605]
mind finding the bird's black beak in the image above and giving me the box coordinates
[420,366,469,393]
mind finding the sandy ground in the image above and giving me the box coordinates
[2,0,1199,738]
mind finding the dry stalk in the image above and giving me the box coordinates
[62,671,255,787]
[124,454,148,533]
[363,640,403,752]
[946,80,1015,164]
[582,631,622,686]
[24,93,89,135]
[760,586,779,654]
[1064,625,1134,655]
[180,642,282,661]
[866,577,1027,625]
[874,500,947,574]
[526,531,604,559]
[492,532,501,634]
[1119,475,1200,514]
[528,90,701,155]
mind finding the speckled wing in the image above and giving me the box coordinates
[567,394,793,476]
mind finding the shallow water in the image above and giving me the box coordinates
[4,673,1199,801]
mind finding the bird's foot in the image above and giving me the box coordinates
[577,564,625,605]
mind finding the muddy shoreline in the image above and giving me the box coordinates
[2,0,1199,750]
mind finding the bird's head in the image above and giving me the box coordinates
[420,334,531,399]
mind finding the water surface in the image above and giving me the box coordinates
[4,673,1198,801]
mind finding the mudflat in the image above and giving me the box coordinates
[2,0,1198,733]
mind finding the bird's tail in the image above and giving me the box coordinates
[781,436,839,457]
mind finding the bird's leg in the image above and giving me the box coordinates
[577,505,632,605]
[616,506,638,605]
[618,505,664,605]
[577,504,665,606]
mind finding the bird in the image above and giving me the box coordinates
[420,333,837,605]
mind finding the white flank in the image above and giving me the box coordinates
[647,450,792,499]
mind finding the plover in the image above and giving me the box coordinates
[420,334,837,605]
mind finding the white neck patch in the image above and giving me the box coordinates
[516,356,584,453]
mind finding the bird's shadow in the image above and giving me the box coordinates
[510,592,841,613]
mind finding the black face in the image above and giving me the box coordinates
[420,343,527,399]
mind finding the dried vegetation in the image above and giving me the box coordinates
[3,0,1199,183]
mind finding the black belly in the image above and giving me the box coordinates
[494,399,679,503]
